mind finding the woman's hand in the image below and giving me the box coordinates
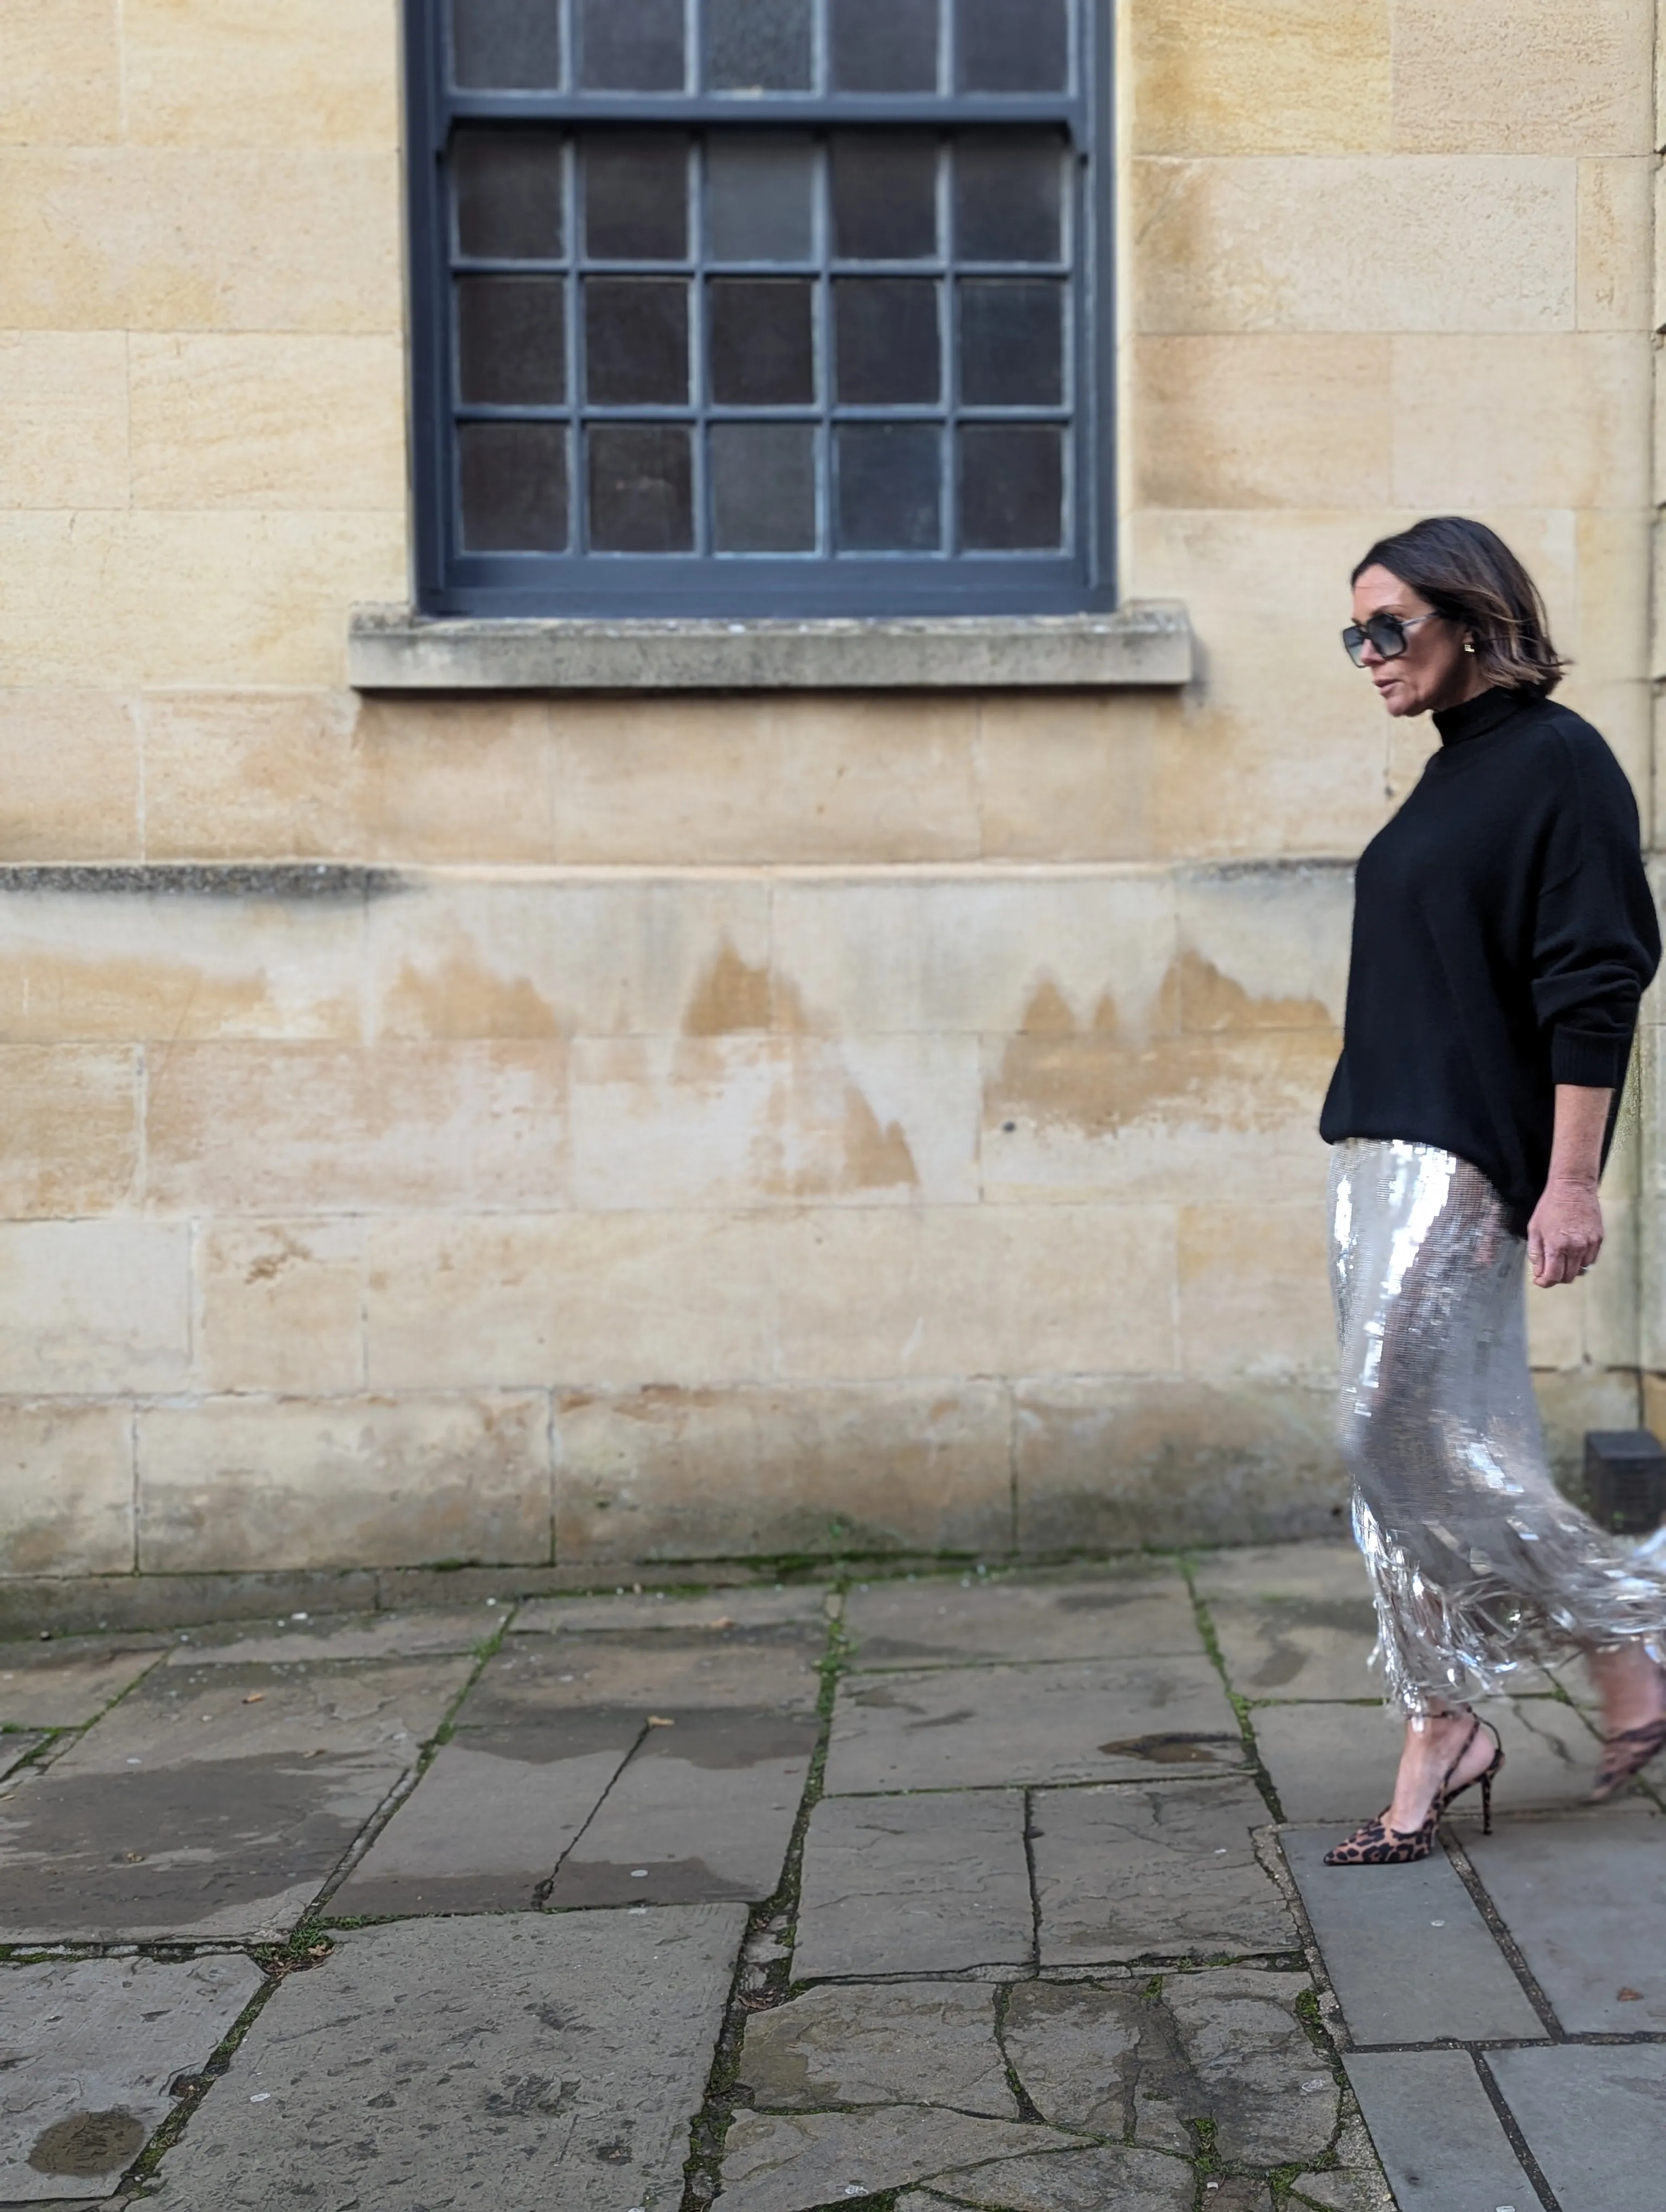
[1529,1082,1614,1287]
[1528,1174,1603,1287]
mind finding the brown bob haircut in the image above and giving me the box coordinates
[1353,516,1565,696]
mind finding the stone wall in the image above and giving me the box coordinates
[1,0,1659,1584]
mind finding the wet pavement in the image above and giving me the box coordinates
[1,1545,1659,2210]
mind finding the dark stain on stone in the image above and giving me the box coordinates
[544,1855,755,1908]
[903,1708,977,1733]
[328,1869,552,1920]
[1098,1734,1231,1766]
[633,1711,819,1771]
[29,2109,147,2177]
[0,864,401,902]
[484,2074,580,2118]
[0,1753,380,1937]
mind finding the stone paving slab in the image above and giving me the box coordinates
[824,1657,1244,1795]
[717,2108,1080,2212]
[168,1611,490,1666]
[146,1907,746,2212]
[737,1983,1016,2117]
[897,2146,1196,2212]
[0,1954,263,2204]
[1002,1980,1190,2152]
[1281,1829,1546,2046]
[0,1641,166,1730]
[1254,1699,1598,1823]
[330,1719,640,1917]
[0,1658,469,1941]
[0,1737,44,1782]
[842,1570,1202,1670]
[1447,1810,1666,2031]
[794,1790,1032,1977]
[1196,1540,1380,1703]
[1161,1969,1338,2164]
[544,1711,817,1907]
[1341,2051,1543,2212]
[459,1631,822,1724]
[1031,1778,1297,1964]
[1486,2043,1666,2212]
[515,1588,832,1634]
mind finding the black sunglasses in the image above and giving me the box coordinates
[1341,610,1444,666]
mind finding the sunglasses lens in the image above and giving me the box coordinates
[1342,626,1368,666]
[1367,615,1407,659]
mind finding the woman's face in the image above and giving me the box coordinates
[1350,563,1484,719]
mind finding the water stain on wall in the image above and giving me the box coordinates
[383,949,560,1038]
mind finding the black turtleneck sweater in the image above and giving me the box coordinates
[1319,686,1661,1233]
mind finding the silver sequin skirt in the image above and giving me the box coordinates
[1329,1137,1666,1714]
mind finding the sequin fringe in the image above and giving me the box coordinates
[1329,1138,1666,1715]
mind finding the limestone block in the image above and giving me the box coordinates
[0,886,363,1043]
[975,694,1170,863]
[0,1401,133,1577]
[1641,1197,1666,1371]
[145,1041,568,1213]
[129,335,406,510]
[1123,509,1402,859]
[552,1381,1013,1560]
[1390,335,1650,513]
[1534,1366,1646,1486]
[123,510,407,687]
[0,688,140,859]
[0,1044,137,1217]
[773,1204,1177,1380]
[1393,0,1654,157]
[143,692,559,867]
[981,1028,1337,1206]
[1014,1375,1348,1552]
[1134,156,1575,335]
[550,694,982,865]
[366,1212,776,1388]
[0,509,125,687]
[1133,334,1391,511]
[773,871,1177,1038]
[122,0,399,147]
[364,874,771,1040]
[739,1983,1015,2115]
[1579,158,1654,330]
[1130,0,1390,157]
[1574,506,1653,692]
[1178,1201,1336,1380]
[0,0,120,145]
[0,331,127,508]
[1176,863,1354,1030]
[136,1392,552,1571]
[0,149,401,331]
[194,1218,366,1394]
[568,1034,981,1209]
[0,1220,190,1392]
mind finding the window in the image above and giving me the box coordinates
[405,0,1110,616]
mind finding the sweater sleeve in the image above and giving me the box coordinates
[1530,729,1662,1088]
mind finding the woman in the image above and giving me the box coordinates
[1319,515,1665,1866]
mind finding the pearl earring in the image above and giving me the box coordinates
[1463,639,1476,654]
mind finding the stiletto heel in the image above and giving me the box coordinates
[1324,1716,1502,1867]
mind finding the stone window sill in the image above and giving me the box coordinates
[347,603,1194,692]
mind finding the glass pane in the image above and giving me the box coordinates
[453,0,563,90]
[584,278,689,403]
[959,279,1063,405]
[706,0,813,91]
[830,0,939,91]
[457,278,567,404]
[959,424,1063,549]
[709,279,815,405]
[707,138,815,261]
[831,133,938,260]
[954,135,1062,263]
[578,0,684,89]
[453,132,566,261]
[836,424,940,549]
[834,278,940,403]
[712,423,816,550]
[459,422,569,550]
[583,135,689,261]
[958,0,1068,91]
[588,425,694,550]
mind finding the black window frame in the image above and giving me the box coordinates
[403,0,1116,618]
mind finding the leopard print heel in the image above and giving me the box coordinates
[1322,1810,1438,1866]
